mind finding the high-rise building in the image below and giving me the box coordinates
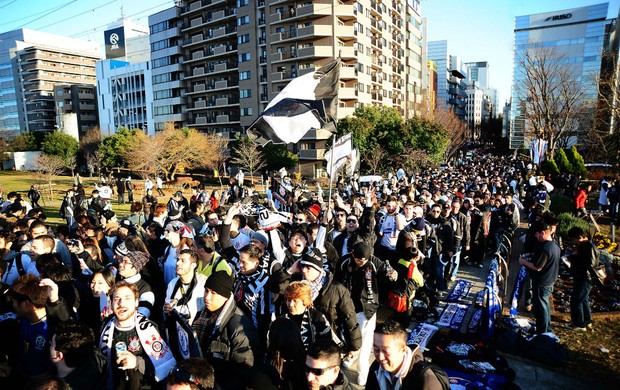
[464,61,489,90]
[149,0,425,177]
[0,29,100,136]
[509,3,609,149]
[427,40,467,119]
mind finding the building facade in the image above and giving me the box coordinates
[427,40,467,119]
[0,29,100,136]
[149,0,425,177]
[509,3,609,149]
[96,59,154,136]
[53,84,98,138]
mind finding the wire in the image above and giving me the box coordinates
[0,2,74,26]
[33,0,117,30]
[17,0,78,29]
[0,0,16,10]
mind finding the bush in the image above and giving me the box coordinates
[566,146,588,178]
[541,158,560,176]
[555,149,573,174]
[549,193,574,215]
[556,212,590,239]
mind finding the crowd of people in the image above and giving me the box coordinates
[0,152,609,390]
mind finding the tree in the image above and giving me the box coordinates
[0,132,9,163]
[541,158,560,177]
[40,131,79,175]
[554,148,572,174]
[404,116,449,164]
[231,137,266,182]
[566,146,588,178]
[262,143,297,172]
[362,146,385,174]
[79,127,102,176]
[34,154,65,200]
[430,106,470,161]
[9,132,38,151]
[123,124,226,180]
[515,44,585,158]
[99,127,139,170]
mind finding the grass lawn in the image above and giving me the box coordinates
[2,171,138,225]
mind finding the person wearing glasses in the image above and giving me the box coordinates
[167,358,215,390]
[305,339,353,390]
[332,191,376,258]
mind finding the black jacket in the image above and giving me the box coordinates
[268,270,362,352]
[193,297,256,390]
[332,206,376,256]
[335,255,391,318]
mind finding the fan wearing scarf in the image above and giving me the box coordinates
[99,281,176,389]
[268,248,362,360]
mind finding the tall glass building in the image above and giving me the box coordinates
[509,3,609,149]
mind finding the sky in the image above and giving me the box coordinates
[1,0,620,109]
[422,0,620,106]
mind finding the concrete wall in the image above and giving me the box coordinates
[3,151,43,171]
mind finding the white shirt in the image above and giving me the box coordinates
[165,273,207,324]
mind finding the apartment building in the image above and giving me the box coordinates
[0,29,100,135]
[53,84,99,137]
[427,40,467,120]
[150,0,424,177]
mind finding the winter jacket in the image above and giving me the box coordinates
[268,269,362,352]
[332,206,376,256]
[192,296,256,390]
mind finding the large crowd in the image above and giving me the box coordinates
[0,152,609,390]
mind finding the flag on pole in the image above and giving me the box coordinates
[325,133,354,177]
[247,59,341,145]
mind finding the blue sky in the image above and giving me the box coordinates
[422,0,620,107]
[2,0,619,112]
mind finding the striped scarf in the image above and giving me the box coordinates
[306,270,326,301]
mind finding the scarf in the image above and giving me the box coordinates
[306,270,327,301]
[100,314,176,385]
[236,269,270,328]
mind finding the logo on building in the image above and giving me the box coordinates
[544,13,572,22]
[104,27,126,59]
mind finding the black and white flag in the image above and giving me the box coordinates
[247,59,340,145]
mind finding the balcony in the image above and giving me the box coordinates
[297,24,332,38]
[260,94,268,101]
[195,100,207,108]
[302,128,332,140]
[297,45,332,59]
[340,66,358,79]
[214,80,228,89]
[193,84,206,93]
[216,114,229,123]
[338,46,356,59]
[337,106,355,118]
[339,87,358,100]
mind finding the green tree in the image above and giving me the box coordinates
[566,145,588,178]
[40,131,78,170]
[541,157,560,177]
[261,143,297,172]
[404,116,450,164]
[99,127,138,170]
[9,132,38,151]
[555,148,573,174]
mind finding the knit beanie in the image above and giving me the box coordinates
[307,204,321,218]
[204,271,234,298]
[126,251,149,272]
[115,242,129,257]
[299,248,323,272]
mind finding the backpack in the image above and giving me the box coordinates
[409,361,451,390]
[5,253,27,280]
[59,199,67,218]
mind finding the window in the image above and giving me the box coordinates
[152,57,171,68]
[154,90,173,100]
[153,74,172,84]
[240,89,251,98]
[239,71,251,80]
[238,34,250,44]
[237,0,249,6]
[238,16,249,25]
[240,107,253,116]
[150,21,168,35]
[238,52,251,62]
[151,39,169,51]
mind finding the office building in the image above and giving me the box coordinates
[427,40,467,119]
[53,84,98,138]
[465,61,489,90]
[150,0,425,177]
[96,59,154,136]
[509,3,608,149]
[104,19,151,63]
[0,29,100,136]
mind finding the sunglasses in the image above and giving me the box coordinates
[346,219,358,223]
[305,365,336,376]
[295,218,305,222]
[169,366,205,389]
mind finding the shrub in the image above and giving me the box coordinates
[550,193,574,215]
[541,158,560,177]
[555,149,573,174]
[566,146,588,179]
[556,212,590,239]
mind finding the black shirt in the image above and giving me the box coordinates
[531,240,561,286]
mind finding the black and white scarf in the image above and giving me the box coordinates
[306,270,327,301]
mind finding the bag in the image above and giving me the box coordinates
[388,290,408,313]
[591,263,607,287]
[410,361,451,390]
[59,199,66,219]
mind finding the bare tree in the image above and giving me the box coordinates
[515,44,585,158]
[206,135,230,187]
[231,138,266,183]
[34,154,65,200]
[397,149,433,173]
[430,106,470,161]
[363,146,385,174]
